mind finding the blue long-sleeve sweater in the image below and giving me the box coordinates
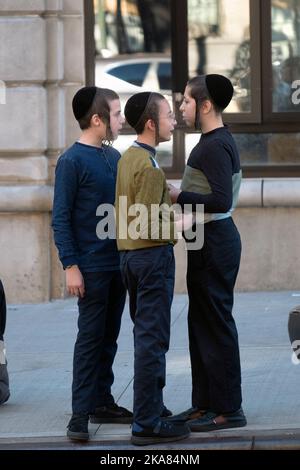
[52,141,120,272]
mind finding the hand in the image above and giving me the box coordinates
[168,184,181,203]
[175,213,194,232]
[66,265,85,298]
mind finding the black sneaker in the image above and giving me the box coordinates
[67,414,89,441]
[167,406,206,423]
[160,405,172,418]
[288,306,300,345]
[131,420,190,446]
[89,403,133,424]
[188,408,247,432]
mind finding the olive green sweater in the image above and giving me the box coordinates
[115,145,177,251]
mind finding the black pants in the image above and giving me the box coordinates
[187,217,242,414]
[120,245,175,429]
[0,280,6,341]
[72,270,126,414]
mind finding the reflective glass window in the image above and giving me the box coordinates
[272,0,300,112]
[187,0,251,113]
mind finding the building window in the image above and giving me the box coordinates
[87,0,300,176]
[272,0,300,113]
[188,0,251,114]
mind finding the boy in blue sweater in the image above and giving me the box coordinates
[52,87,132,441]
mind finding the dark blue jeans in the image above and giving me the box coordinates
[187,217,242,414]
[72,270,126,414]
[120,245,175,429]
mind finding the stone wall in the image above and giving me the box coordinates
[1,2,300,303]
[0,0,85,302]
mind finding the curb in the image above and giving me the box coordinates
[0,429,300,450]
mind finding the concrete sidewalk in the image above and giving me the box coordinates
[0,291,300,450]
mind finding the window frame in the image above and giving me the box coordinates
[85,0,300,178]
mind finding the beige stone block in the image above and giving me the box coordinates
[0,87,47,151]
[45,0,63,11]
[0,79,6,104]
[0,1,45,11]
[234,207,300,291]
[63,0,84,13]
[0,186,53,212]
[0,212,51,303]
[263,178,300,207]
[238,178,262,207]
[45,17,64,81]
[47,85,66,149]
[0,156,48,182]
[63,16,85,82]
[0,18,46,81]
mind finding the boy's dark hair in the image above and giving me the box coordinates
[187,74,233,129]
[125,92,165,144]
[73,87,119,138]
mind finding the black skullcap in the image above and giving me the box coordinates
[205,74,233,110]
[125,92,152,128]
[72,86,97,121]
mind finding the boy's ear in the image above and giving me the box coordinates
[91,114,105,128]
[91,114,100,126]
[145,118,156,132]
[201,100,213,115]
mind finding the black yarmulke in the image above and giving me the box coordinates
[72,86,97,120]
[205,74,233,110]
[125,92,151,128]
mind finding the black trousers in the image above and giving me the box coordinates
[120,245,175,429]
[72,270,126,414]
[187,217,242,414]
[0,280,6,341]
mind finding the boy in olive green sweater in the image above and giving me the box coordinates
[115,92,190,446]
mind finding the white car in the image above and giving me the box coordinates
[95,56,173,165]
[95,55,172,110]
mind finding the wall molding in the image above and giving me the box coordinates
[2,179,300,212]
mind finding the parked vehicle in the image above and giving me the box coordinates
[95,54,172,110]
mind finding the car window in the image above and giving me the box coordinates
[157,62,172,90]
[107,63,150,87]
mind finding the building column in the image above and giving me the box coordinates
[0,0,86,302]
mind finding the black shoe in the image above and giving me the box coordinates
[89,403,133,424]
[189,408,247,432]
[288,306,300,347]
[160,405,172,418]
[67,414,89,441]
[167,406,206,423]
[131,421,190,446]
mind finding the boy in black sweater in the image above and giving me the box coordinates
[169,75,246,431]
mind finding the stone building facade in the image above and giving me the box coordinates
[1,0,300,303]
[0,0,85,302]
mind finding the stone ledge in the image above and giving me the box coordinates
[1,179,300,212]
[168,178,300,208]
[263,179,300,207]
